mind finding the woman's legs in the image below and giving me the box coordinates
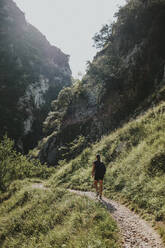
[94,180,99,195]
[94,179,103,198]
[99,180,103,197]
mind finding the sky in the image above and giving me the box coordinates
[14,0,126,78]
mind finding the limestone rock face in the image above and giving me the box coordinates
[35,0,165,165]
[37,83,103,164]
[0,0,71,151]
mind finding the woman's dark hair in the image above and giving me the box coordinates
[96,154,100,161]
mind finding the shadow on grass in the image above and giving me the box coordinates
[101,199,117,213]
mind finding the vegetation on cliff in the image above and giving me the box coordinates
[35,0,165,165]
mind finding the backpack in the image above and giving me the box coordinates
[94,161,106,176]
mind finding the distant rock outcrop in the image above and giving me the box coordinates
[0,0,71,151]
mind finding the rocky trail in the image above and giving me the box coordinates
[31,184,164,247]
[69,190,164,248]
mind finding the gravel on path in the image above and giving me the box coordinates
[69,190,164,248]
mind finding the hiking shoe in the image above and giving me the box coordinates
[99,195,102,200]
[96,192,99,198]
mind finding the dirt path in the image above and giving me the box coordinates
[69,190,164,248]
[31,183,50,191]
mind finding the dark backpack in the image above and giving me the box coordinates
[94,161,106,176]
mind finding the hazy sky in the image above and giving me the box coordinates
[14,0,126,78]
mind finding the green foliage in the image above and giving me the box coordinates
[67,136,87,157]
[56,87,73,109]
[0,136,53,192]
[90,0,165,87]
[50,101,165,226]
[0,184,120,248]
[93,24,113,49]
[147,152,165,176]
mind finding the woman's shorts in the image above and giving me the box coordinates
[94,174,104,181]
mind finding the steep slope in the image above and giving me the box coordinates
[35,0,165,165]
[47,97,165,241]
[0,0,71,152]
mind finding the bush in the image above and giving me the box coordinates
[147,152,165,176]
[0,136,53,191]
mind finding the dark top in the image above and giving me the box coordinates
[94,160,106,177]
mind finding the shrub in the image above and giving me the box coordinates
[0,136,53,191]
[147,152,165,176]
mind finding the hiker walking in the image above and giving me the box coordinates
[92,154,106,199]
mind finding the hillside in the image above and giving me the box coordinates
[0,0,71,152]
[47,96,165,241]
[34,0,165,165]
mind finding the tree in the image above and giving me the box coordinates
[93,24,113,49]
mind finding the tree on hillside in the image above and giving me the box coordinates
[93,24,114,49]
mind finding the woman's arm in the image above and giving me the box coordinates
[92,163,95,177]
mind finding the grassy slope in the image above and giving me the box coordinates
[47,100,165,240]
[0,179,120,248]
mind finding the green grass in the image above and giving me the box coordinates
[47,101,165,239]
[0,180,120,248]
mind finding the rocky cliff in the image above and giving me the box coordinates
[0,0,71,152]
[34,0,165,165]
